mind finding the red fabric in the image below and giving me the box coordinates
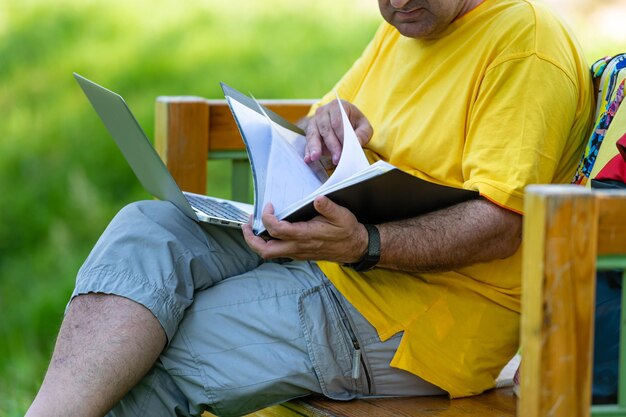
[595,133,626,183]
[618,132,626,161]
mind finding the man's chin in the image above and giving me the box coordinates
[393,21,438,39]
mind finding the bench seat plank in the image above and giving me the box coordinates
[288,388,516,417]
[203,387,516,417]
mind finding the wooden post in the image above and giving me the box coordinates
[596,193,626,255]
[521,185,598,417]
[155,97,209,195]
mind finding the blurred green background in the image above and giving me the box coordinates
[0,0,623,415]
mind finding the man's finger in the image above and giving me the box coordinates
[354,121,374,146]
[242,222,267,255]
[313,196,350,225]
[260,203,279,229]
[260,203,305,241]
[316,108,343,164]
[329,104,345,143]
[346,104,373,146]
[305,123,324,163]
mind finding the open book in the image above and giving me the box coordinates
[221,84,479,236]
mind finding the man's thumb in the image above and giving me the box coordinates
[313,196,339,219]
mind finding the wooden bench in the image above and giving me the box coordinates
[155,98,626,417]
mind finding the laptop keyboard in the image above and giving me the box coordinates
[185,194,250,223]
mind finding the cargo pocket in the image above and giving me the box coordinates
[298,283,371,400]
[327,287,373,396]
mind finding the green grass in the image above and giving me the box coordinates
[0,0,620,415]
[0,1,379,414]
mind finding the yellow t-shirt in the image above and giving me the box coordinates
[314,0,594,397]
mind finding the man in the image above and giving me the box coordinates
[27,0,593,415]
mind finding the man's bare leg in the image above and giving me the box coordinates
[26,293,166,417]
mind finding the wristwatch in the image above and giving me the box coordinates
[345,224,380,271]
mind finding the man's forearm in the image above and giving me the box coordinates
[376,198,522,273]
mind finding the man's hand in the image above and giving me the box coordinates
[242,196,368,263]
[300,100,373,165]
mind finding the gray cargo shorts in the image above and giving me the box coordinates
[72,200,444,417]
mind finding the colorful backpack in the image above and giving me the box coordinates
[573,54,626,185]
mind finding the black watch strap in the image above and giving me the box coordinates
[345,224,380,271]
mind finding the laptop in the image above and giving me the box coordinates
[74,73,252,228]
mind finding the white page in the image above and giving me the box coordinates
[275,160,395,220]
[316,97,371,194]
[272,122,329,183]
[227,98,272,222]
[315,160,394,195]
[253,99,324,231]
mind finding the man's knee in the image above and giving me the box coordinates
[102,200,206,250]
[116,200,188,230]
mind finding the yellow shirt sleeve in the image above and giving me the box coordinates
[463,54,582,213]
